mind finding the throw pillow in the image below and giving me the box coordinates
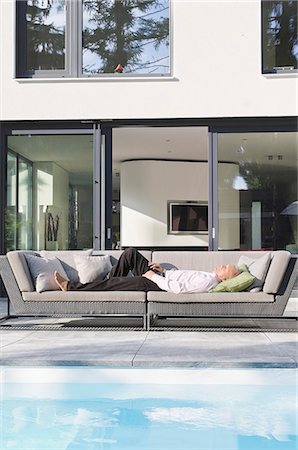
[40,249,93,283]
[73,254,112,284]
[238,253,271,292]
[24,254,69,293]
[209,271,255,293]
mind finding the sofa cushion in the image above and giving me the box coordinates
[22,290,147,302]
[209,271,255,293]
[238,252,271,292]
[147,290,274,303]
[6,251,37,292]
[40,249,92,283]
[73,254,112,284]
[263,250,291,294]
[25,254,69,293]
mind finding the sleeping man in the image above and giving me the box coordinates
[54,247,240,294]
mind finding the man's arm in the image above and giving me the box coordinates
[143,270,183,294]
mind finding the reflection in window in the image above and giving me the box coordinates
[6,135,93,251]
[218,132,298,253]
[24,0,66,73]
[18,159,33,249]
[17,0,170,77]
[5,153,17,252]
[82,0,170,75]
[262,0,298,73]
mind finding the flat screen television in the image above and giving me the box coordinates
[167,201,208,235]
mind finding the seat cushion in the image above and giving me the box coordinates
[147,291,274,303]
[22,290,147,302]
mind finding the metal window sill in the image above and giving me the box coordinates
[15,76,179,83]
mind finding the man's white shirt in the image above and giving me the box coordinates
[151,269,220,294]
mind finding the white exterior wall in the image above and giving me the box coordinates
[0,0,297,121]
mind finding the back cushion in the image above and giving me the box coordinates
[237,252,271,292]
[7,251,37,292]
[263,250,291,294]
[151,251,272,273]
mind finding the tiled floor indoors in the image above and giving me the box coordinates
[0,292,297,368]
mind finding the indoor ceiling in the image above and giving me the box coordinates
[7,128,298,181]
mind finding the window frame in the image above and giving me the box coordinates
[261,0,298,75]
[16,0,171,79]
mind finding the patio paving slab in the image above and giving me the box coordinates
[0,328,297,368]
[0,330,148,366]
[132,330,297,367]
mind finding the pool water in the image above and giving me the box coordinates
[0,368,297,450]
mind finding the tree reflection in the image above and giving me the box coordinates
[83,0,169,74]
[26,0,65,71]
[263,0,298,72]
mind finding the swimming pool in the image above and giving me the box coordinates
[0,368,297,450]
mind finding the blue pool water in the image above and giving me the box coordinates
[0,368,297,450]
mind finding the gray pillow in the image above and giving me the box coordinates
[25,254,69,293]
[238,253,271,292]
[40,249,92,282]
[73,254,112,284]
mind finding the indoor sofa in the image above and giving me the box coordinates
[0,249,297,330]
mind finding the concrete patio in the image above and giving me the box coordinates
[0,292,297,368]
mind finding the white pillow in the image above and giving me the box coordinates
[238,253,271,292]
[40,249,92,282]
[25,254,69,293]
[73,254,112,284]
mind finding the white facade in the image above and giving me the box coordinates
[0,0,297,121]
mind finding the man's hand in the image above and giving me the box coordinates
[148,263,164,273]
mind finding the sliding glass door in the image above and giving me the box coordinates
[5,132,94,251]
[216,131,298,253]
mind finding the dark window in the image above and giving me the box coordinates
[262,0,298,73]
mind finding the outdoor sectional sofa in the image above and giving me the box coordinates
[0,249,297,330]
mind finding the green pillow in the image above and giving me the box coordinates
[209,270,255,293]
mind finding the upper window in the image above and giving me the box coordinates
[262,0,298,74]
[16,0,170,78]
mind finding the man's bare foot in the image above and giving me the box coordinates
[54,271,69,291]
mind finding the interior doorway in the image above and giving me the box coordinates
[111,126,210,250]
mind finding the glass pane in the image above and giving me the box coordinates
[262,0,298,73]
[18,159,33,249]
[82,0,170,75]
[6,134,93,251]
[26,0,66,72]
[112,127,209,249]
[217,132,298,253]
[5,153,17,252]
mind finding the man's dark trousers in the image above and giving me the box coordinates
[68,247,163,292]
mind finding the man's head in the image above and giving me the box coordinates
[215,264,240,282]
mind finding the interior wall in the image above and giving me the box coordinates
[121,160,208,247]
[33,162,69,250]
[121,160,240,248]
[218,164,240,250]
